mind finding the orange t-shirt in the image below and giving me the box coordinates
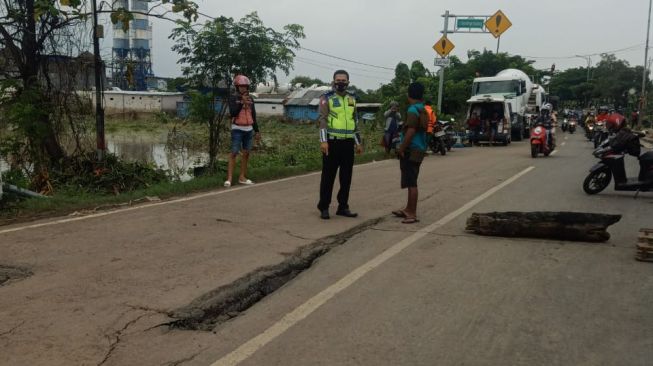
[424,105,437,133]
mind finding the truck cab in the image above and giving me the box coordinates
[466,95,513,146]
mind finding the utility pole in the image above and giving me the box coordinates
[575,55,591,82]
[91,0,106,161]
[640,0,652,125]
[437,10,450,113]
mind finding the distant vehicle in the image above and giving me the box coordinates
[465,96,512,146]
[470,69,546,141]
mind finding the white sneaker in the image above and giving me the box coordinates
[238,179,254,185]
[223,180,231,187]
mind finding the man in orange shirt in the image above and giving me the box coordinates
[424,101,437,148]
[425,101,437,134]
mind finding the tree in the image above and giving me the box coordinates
[0,0,198,172]
[290,76,325,88]
[410,60,429,82]
[171,12,304,171]
[393,62,411,88]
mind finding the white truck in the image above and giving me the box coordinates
[466,69,545,143]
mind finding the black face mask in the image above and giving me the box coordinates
[335,82,348,92]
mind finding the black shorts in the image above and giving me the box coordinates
[400,157,421,188]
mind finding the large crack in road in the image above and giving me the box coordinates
[169,217,384,331]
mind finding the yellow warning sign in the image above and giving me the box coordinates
[433,36,455,58]
[485,10,512,38]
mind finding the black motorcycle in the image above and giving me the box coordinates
[429,125,447,156]
[583,133,653,195]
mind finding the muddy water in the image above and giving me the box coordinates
[107,132,208,181]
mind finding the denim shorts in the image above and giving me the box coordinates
[231,129,253,154]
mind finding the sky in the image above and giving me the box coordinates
[101,0,653,90]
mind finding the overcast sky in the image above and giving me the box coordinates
[102,0,653,90]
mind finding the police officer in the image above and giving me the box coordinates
[317,70,363,220]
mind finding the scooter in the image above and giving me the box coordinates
[583,134,653,195]
[530,122,555,158]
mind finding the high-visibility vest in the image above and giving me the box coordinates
[326,92,356,138]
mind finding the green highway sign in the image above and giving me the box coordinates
[456,18,484,29]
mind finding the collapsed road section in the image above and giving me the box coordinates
[170,217,384,331]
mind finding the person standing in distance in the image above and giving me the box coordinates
[225,75,261,187]
[317,70,363,220]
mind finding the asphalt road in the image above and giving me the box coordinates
[1,131,652,366]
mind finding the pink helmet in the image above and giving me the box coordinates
[233,75,251,86]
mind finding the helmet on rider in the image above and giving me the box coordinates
[606,115,625,133]
[233,75,251,87]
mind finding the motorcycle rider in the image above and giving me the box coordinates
[607,117,641,163]
[585,112,596,128]
[537,104,555,150]
[596,106,610,122]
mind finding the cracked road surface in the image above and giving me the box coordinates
[1,133,652,365]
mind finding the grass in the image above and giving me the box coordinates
[0,117,390,225]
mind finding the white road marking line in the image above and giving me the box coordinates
[561,142,567,147]
[209,166,536,366]
[565,136,569,141]
[0,168,329,235]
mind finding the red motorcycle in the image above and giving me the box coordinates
[530,122,555,158]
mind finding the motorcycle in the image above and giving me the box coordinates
[530,121,555,158]
[585,123,595,141]
[568,119,577,134]
[583,134,653,195]
[429,123,448,156]
[439,120,455,151]
[593,121,608,148]
[561,119,569,132]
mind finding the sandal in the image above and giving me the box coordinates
[239,179,254,185]
[391,210,407,218]
[401,217,420,224]
[223,180,231,187]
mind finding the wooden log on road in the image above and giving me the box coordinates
[466,212,622,243]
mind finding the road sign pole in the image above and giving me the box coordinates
[640,0,652,126]
[496,36,500,54]
[438,10,450,113]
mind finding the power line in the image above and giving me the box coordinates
[299,47,395,71]
[520,44,645,60]
[295,56,394,77]
[294,59,392,83]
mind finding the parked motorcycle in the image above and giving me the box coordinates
[429,124,447,156]
[583,134,653,195]
[439,120,455,151]
[530,122,555,158]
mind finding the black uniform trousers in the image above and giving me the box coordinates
[318,138,355,211]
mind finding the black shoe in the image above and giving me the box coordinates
[319,209,330,220]
[336,209,358,218]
